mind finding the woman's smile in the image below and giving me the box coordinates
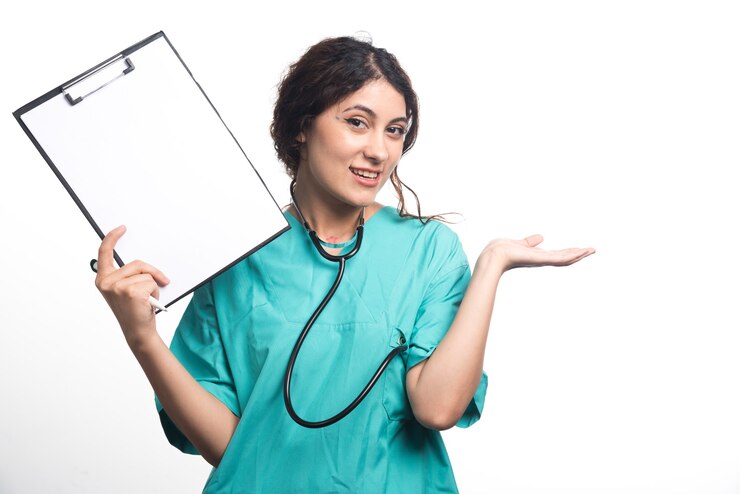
[350,166,382,186]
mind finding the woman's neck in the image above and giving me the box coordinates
[290,181,364,245]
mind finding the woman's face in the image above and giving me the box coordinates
[297,78,408,209]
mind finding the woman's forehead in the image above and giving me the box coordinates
[334,80,406,118]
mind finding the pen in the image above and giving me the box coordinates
[90,259,168,312]
[148,295,168,312]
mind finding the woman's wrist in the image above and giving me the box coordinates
[474,244,508,278]
[125,326,163,357]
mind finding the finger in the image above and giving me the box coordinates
[116,279,160,306]
[106,259,170,287]
[96,226,126,277]
[112,273,159,292]
[522,234,543,248]
[547,247,595,266]
[564,247,596,265]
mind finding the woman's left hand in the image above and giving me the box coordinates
[477,234,595,274]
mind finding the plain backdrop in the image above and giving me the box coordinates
[1,1,738,493]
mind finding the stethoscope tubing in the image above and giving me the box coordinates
[283,181,407,428]
[282,256,407,428]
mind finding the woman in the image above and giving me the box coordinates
[95,36,594,493]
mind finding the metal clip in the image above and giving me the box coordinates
[62,56,135,106]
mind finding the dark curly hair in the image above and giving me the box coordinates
[270,36,432,221]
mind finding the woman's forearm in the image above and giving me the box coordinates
[406,251,504,430]
[128,331,239,467]
[406,235,594,430]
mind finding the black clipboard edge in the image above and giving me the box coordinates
[13,111,123,267]
[162,223,291,310]
[159,33,287,221]
[12,30,292,306]
[13,32,165,118]
[155,32,292,307]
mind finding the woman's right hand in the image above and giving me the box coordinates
[94,225,170,349]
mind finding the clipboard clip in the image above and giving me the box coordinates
[62,55,135,106]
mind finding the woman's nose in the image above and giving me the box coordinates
[363,130,389,163]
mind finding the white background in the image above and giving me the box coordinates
[1,1,738,493]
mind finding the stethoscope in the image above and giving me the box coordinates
[284,180,407,428]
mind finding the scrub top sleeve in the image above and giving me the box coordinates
[456,371,488,428]
[155,283,239,455]
[407,230,488,428]
[406,262,470,371]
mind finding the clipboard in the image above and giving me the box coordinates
[13,31,290,308]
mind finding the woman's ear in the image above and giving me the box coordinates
[296,132,306,143]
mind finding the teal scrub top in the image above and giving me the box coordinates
[157,206,488,493]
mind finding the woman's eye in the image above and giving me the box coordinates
[388,126,407,137]
[345,118,366,128]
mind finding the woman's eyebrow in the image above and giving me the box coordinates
[341,104,408,125]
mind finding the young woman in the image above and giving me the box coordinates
[95,36,594,493]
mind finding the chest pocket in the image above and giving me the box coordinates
[382,326,413,421]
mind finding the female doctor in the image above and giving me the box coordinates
[95,36,594,493]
